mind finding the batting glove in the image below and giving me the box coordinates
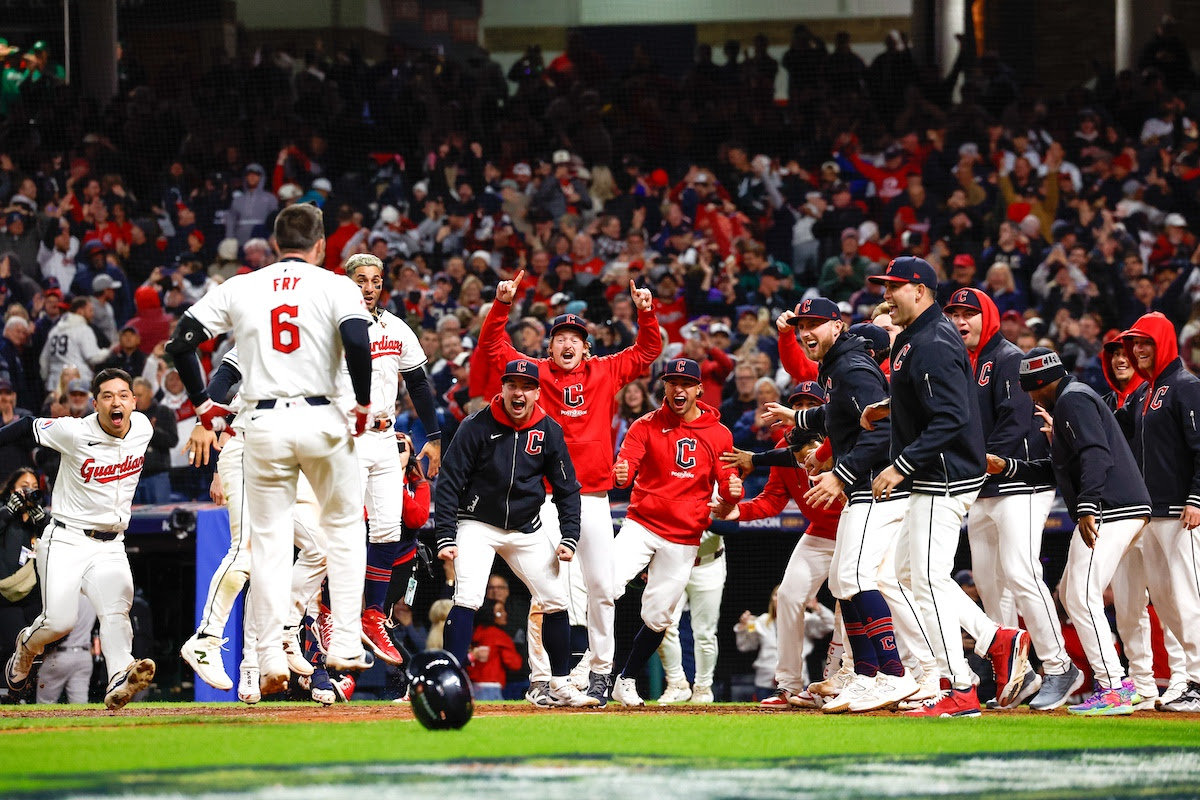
[353,404,371,436]
[195,399,232,432]
[3,493,22,515]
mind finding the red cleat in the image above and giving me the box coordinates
[903,679,982,717]
[332,672,356,702]
[988,627,1032,707]
[361,608,405,666]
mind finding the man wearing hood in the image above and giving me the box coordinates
[945,288,1078,710]
[1118,313,1200,712]
[225,164,278,245]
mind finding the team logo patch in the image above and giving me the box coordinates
[563,384,584,408]
[1150,386,1168,410]
[675,438,697,470]
[892,343,912,373]
[954,289,970,304]
[525,429,544,456]
[800,299,812,313]
[978,362,992,387]
[39,419,54,429]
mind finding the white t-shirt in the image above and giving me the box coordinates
[338,308,425,420]
[186,259,370,402]
[33,412,153,531]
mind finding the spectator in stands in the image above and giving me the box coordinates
[132,376,177,504]
[89,274,120,346]
[0,380,33,478]
[0,317,36,411]
[819,228,870,302]
[466,600,523,701]
[0,467,47,700]
[38,297,111,391]
[126,286,172,354]
[225,164,277,245]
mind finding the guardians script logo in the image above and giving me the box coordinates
[371,335,405,358]
[80,456,145,484]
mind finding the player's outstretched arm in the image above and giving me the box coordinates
[0,417,35,449]
[480,273,524,367]
[165,314,225,465]
[610,280,663,384]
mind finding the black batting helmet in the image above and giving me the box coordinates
[407,650,474,730]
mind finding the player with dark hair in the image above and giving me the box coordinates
[2,368,156,710]
[435,358,591,707]
[609,358,742,706]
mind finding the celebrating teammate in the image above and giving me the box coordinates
[990,348,1152,715]
[167,203,375,694]
[2,368,156,710]
[434,358,591,707]
[480,269,661,706]
[944,288,1078,710]
[340,253,442,667]
[609,358,742,707]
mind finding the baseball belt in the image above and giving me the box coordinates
[255,396,330,410]
[694,546,725,567]
[55,520,120,541]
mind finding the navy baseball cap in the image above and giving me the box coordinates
[943,287,983,313]
[847,322,890,354]
[788,381,828,406]
[787,297,840,323]
[501,358,540,385]
[549,312,589,340]
[1018,347,1068,391]
[868,256,938,289]
[662,358,702,384]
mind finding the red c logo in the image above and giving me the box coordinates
[525,429,544,455]
[800,299,812,313]
[978,362,992,386]
[1150,386,1168,410]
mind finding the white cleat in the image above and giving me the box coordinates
[104,659,156,710]
[809,665,855,698]
[282,626,314,676]
[549,678,598,707]
[899,672,944,710]
[690,684,714,703]
[658,678,693,704]
[848,671,919,712]
[612,675,644,707]
[238,665,261,705]
[180,634,233,691]
[821,673,876,714]
[569,655,592,691]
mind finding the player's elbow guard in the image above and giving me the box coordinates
[165,315,208,356]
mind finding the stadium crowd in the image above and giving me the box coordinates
[1,19,1199,700]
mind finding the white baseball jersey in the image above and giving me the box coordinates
[33,412,153,531]
[186,259,370,402]
[338,308,425,418]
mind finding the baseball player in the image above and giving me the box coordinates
[990,348,1152,715]
[339,253,441,667]
[761,298,920,713]
[865,257,1025,718]
[1100,337,1188,709]
[2,368,156,710]
[179,348,328,701]
[713,381,843,708]
[167,203,375,694]
[655,529,727,704]
[434,358,591,707]
[480,270,661,706]
[944,288,1078,710]
[1118,313,1200,711]
[609,358,742,707]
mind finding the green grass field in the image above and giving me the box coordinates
[4,703,1200,799]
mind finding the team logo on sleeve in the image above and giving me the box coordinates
[1150,386,1168,410]
[978,362,993,386]
[891,343,912,373]
[525,429,544,456]
[39,420,54,429]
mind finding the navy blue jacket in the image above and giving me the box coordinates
[434,397,581,551]
[1124,358,1200,518]
[794,333,899,505]
[973,332,1053,498]
[888,304,986,495]
[1002,377,1150,524]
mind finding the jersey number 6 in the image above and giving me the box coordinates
[271,305,301,353]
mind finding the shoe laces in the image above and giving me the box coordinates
[204,636,230,653]
[921,687,951,707]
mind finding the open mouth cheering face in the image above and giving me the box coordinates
[501,377,540,423]
[663,377,700,417]
[95,377,136,437]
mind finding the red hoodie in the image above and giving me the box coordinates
[128,286,174,354]
[477,300,662,493]
[737,433,842,540]
[1122,312,1178,411]
[614,401,738,545]
[1101,341,1145,409]
[955,287,1000,373]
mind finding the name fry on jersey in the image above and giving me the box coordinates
[81,455,145,484]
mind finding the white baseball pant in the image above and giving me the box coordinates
[1110,532,1188,697]
[357,429,405,543]
[660,547,727,689]
[451,519,568,614]
[894,490,979,687]
[878,525,939,680]
[1058,517,1146,689]
[284,473,328,630]
[196,436,251,639]
[613,518,699,632]
[529,494,614,681]
[829,500,902,599]
[1139,518,1200,684]
[18,522,135,683]
[772,534,835,693]
[242,401,364,676]
[966,491,1069,673]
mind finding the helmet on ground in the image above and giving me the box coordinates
[408,649,474,730]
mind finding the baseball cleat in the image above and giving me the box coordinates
[586,671,613,708]
[822,673,876,714]
[690,685,714,703]
[1001,670,1042,709]
[849,671,919,712]
[104,659,156,711]
[903,679,982,717]
[759,689,795,709]
[549,678,596,707]
[283,626,315,676]
[332,673,357,702]
[525,681,555,708]
[1068,682,1134,716]
[5,637,33,691]
[1160,681,1200,713]
[325,650,375,672]
[310,670,336,706]
[259,671,289,696]
[238,666,261,705]
[569,656,592,691]
[612,675,644,707]
[180,634,233,691]
[988,627,1032,707]
[1156,679,1188,709]
[788,689,822,709]
[658,677,692,704]
[809,664,855,697]
[309,609,332,655]
[1029,665,1084,711]
[360,609,405,666]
